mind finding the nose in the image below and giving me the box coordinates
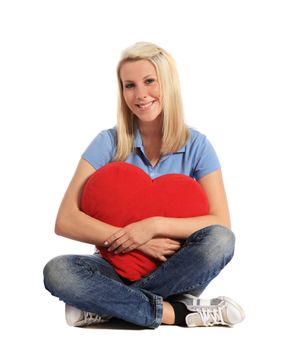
[135,85,148,100]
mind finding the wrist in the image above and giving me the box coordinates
[152,216,166,236]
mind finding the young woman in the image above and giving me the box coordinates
[43,42,245,328]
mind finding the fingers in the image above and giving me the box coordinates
[114,242,137,254]
[158,248,178,261]
[163,239,181,251]
[122,243,137,254]
[104,229,139,254]
[164,249,178,256]
[104,229,124,248]
[104,229,130,254]
[168,239,182,246]
[163,240,181,256]
[104,233,182,256]
[108,238,133,254]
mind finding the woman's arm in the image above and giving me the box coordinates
[105,169,231,253]
[55,158,120,246]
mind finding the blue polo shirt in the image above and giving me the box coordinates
[82,125,220,181]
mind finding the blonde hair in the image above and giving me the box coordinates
[114,42,189,161]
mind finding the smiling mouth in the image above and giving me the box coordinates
[136,101,155,110]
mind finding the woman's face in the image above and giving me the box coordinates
[119,59,163,124]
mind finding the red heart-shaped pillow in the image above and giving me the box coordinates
[80,162,209,281]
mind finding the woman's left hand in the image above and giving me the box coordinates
[104,217,158,254]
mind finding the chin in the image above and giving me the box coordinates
[136,115,161,123]
[134,109,163,123]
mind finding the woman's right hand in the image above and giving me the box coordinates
[137,238,182,262]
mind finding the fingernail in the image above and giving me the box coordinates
[104,241,108,246]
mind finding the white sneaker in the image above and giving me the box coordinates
[176,294,245,327]
[65,304,111,327]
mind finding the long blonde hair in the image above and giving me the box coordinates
[113,42,189,161]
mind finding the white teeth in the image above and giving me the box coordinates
[137,101,154,110]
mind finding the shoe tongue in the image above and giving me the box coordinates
[185,313,204,327]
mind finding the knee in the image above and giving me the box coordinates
[43,255,74,294]
[206,225,235,263]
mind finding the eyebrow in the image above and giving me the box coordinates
[123,74,156,83]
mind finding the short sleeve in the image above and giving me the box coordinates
[82,128,116,169]
[192,134,221,181]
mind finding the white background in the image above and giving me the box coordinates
[1,0,281,348]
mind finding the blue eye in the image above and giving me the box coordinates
[124,83,135,89]
[145,79,155,84]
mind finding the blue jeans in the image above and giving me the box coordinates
[43,225,235,329]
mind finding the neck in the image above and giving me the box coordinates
[137,115,163,140]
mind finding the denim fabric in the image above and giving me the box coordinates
[43,225,235,329]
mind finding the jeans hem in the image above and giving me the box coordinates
[148,294,163,329]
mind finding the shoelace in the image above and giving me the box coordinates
[195,305,225,326]
[83,312,105,324]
